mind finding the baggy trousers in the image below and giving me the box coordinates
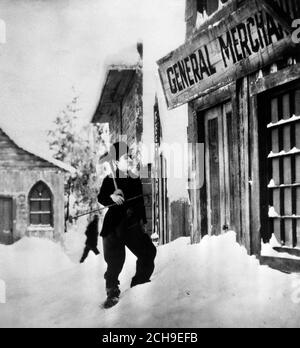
[103,219,157,291]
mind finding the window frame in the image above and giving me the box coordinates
[28,182,53,227]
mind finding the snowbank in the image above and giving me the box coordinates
[0,237,74,281]
[106,232,300,328]
[1,231,300,328]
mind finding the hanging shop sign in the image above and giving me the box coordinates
[157,0,295,110]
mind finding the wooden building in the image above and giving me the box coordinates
[91,44,154,236]
[0,128,72,245]
[91,54,143,146]
[158,0,300,255]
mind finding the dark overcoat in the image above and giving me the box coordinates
[98,172,147,238]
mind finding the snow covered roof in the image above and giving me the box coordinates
[91,68,139,124]
[0,127,75,173]
[103,43,142,69]
[91,44,142,124]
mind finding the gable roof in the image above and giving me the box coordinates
[0,127,75,173]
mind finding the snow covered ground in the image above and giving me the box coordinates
[1,229,300,328]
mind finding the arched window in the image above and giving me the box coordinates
[29,182,53,226]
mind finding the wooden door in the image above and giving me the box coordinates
[205,102,231,235]
[0,197,13,245]
[265,86,300,248]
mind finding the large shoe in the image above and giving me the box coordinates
[102,288,121,309]
[102,297,119,309]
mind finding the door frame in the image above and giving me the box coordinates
[204,102,232,236]
[0,195,16,244]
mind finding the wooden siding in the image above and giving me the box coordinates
[0,129,57,169]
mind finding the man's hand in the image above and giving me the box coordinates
[110,191,125,205]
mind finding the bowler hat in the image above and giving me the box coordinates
[99,141,130,164]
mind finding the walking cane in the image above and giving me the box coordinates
[108,159,119,192]
[71,194,144,219]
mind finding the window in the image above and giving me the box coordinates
[29,182,53,226]
[267,88,300,247]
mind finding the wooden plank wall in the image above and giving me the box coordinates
[170,200,190,241]
[188,104,203,243]
[237,78,251,252]
[188,74,260,254]
[249,87,261,255]
[0,130,55,169]
[228,85,242,243]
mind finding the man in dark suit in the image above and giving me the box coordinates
[98,142,157,308]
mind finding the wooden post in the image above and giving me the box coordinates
[249,89,262,255]
[227,84,242,241]
[238,77,251,254]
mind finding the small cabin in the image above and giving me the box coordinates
[0,128,72,245]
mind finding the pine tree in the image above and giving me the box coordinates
[48,93,106,222]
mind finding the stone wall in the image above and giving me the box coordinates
[0,168,65,243]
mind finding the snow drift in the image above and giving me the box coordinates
[0,237,74,281]
[1,231,300,328]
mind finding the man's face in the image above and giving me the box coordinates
[117,154,132,172]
